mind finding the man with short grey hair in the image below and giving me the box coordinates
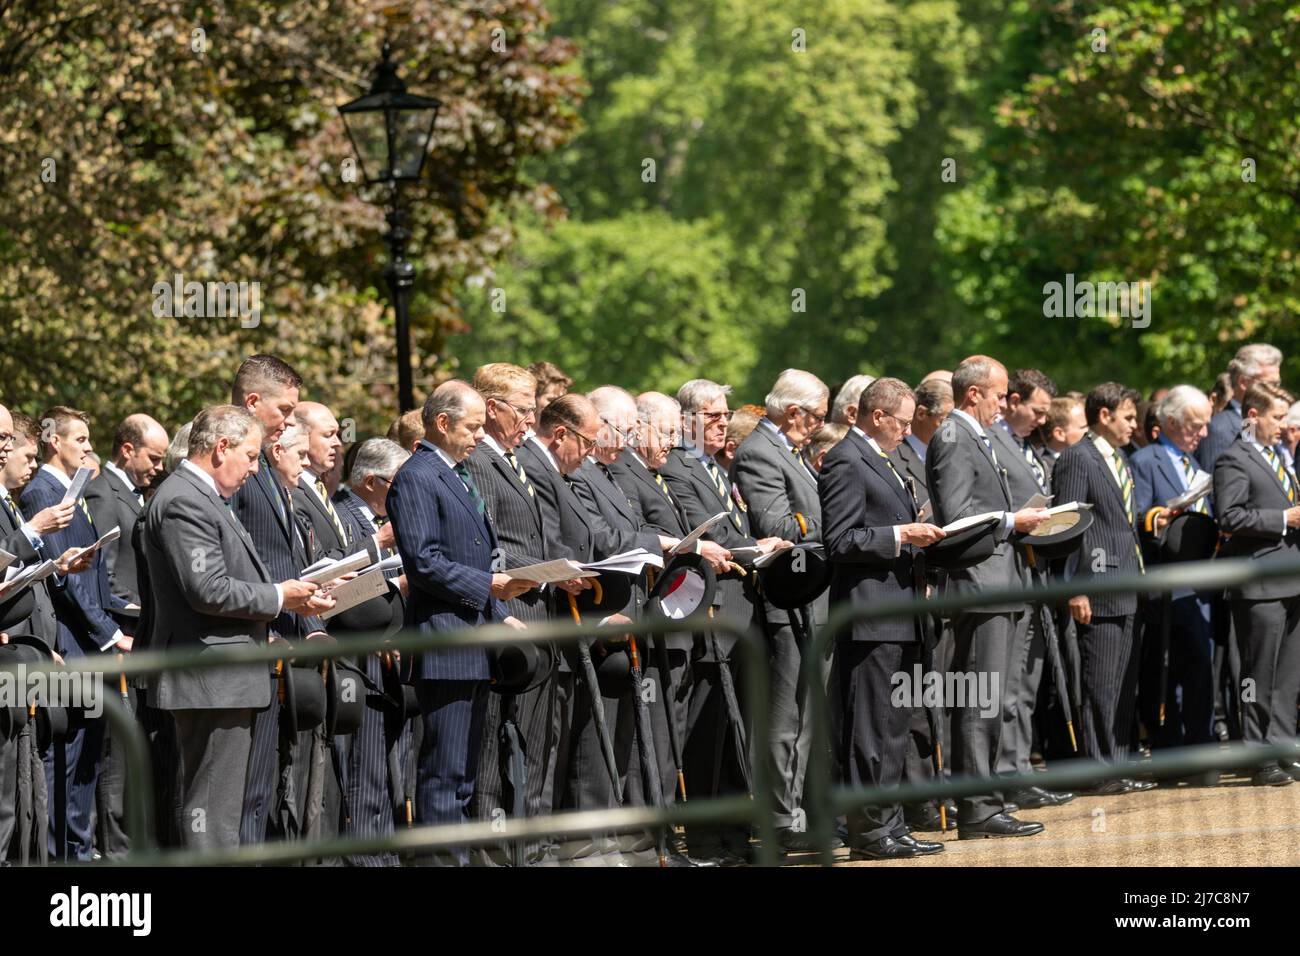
[831,374,876,426]
[1197,343,1283,472]
[734,368,830,851]
[145,404,332,849]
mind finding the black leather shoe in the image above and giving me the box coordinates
[1125,778,1156,792]
[849,836,922,860]
[1009,786,1075,808]
[1084,779,1130,796]
[905,806,945,833]
[894,832,945,855]
[958,812,1044,839]
[1280,761,1300,782]
[1253,765,1294,787]
[777,828,823,853]
[665,851,700,867]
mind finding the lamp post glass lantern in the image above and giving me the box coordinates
[339,41,441,413]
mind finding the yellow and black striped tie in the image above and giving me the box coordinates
[1112,449,1135,525]
[1262,447,1297,504]
[653,471,673,501]
[504,449,535,498]
[316,479,350,543]
[704,458,743,531]
[1179,455,1210,514]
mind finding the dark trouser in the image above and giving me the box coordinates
[904,620,953,812]
[470,667,558,866]
[767,621,827,830]
[646,642,693,806]
[950,611,1020,825]
[998,609,1043,777]
[96,704,131,858]
[414,679,488,867]
[840,640,917,844]
[1232,595,1300,748]
[1076,613,1141,762]
[0,732,16,859]
[1211,595,1242,740]
[681,653,750,855]
[1140,595,1216,749]
[342,656,402,867]
[136,688,182,847]
[172,708,254,850]
[239,683,279,844]
[45,716,104,861]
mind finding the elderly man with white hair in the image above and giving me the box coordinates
[830,373,876,427]
[1196,343,1283,472]
[1129,384,1219,775]
[732,368,832,852]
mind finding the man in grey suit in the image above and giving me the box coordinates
[732,368,830,851]
[927,355,1050,839]
[144,405,331,849]
[988,370,1074,810]
[1213,381,1300,786]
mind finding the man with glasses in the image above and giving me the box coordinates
[465,363,580,864]
[926,356,1051,840]
[732,368,832,853]
[660,379,791,863]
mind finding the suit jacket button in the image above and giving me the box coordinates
[475,539,482,545]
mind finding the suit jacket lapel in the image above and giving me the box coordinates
[1246,444,1293,501]
[854,432,915,514]
[434,457,489,534]
[1083,438,1130,518]
[755,423,816,489]
[105,469,143,517]
[253,457,291,540]
[1155,446,1187,500]
[179,467,269,576]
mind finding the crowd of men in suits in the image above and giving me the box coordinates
[0,341,1297,866]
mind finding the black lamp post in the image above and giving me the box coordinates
[339,41,441,413]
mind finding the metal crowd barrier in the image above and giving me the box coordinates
[802,553,1300,865]
[8,614,780,867]
[9,553,1300,867]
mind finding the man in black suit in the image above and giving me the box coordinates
[20,405,134,860]
[331,437,412,862]
[227,353,317,844]
[659,379,791,863]
[293,401,386,565]
[83,412,168,858]
[145,405,331,848]
[608,393,731,826]
[464,363,574,865]
[1052,382,1156,794]
[927,356,1050,839]
[820,377,947,859]
[1214,381,1300,786]
[516,393,655,862]
[988,369,1074,809]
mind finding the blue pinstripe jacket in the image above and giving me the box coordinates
[387,441,508,681]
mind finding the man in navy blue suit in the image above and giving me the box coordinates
[19,405,132,860]
[1130,386,1219,768]
[387,380,537,866]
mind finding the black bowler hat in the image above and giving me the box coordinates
[491,641,554,695]
[572,572,635,618]
[380,652,421,719]
[0,635,49,740]
[0,586,36,635]
[326,656,367,737]
[1013,505,1095,562]
[1159,511,1218,563]
[648,553,717,620]
[758,545,830,611]
[279,655,327,737]
[925,515,1001,571]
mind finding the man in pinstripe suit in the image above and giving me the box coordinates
[294,402,388,565]
[331,438,412,863]
[227,353,318,844]
[1051,382,1155,794]
[387,380,534,867]
[465,363,576,865]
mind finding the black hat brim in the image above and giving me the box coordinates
[758,546,830,610]
[925,516,1002,571]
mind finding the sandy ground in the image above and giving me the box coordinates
[782,771,1300,867]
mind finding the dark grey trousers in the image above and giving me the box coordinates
[172,708,254,850]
